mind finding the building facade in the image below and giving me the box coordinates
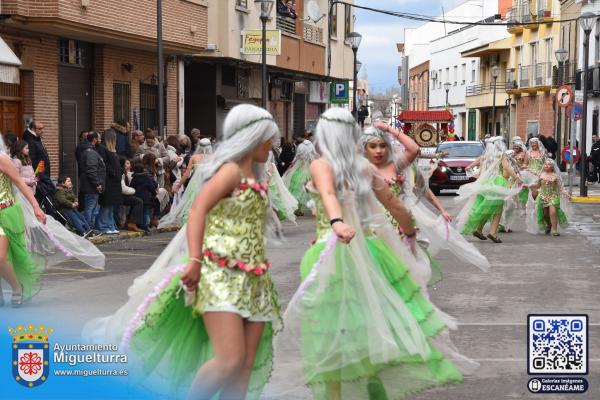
[0,0,208,179]
[408,61,429,111]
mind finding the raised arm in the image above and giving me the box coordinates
[373,120,420,166]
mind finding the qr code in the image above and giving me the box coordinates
[528,315,588,374]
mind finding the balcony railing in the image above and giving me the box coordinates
[277,15,297,36]
[466,82,507,96]
[303,23,324,44]
[507,1,532,24]
[519,65,531,88]
[506,69,518,89]
[552,61,578,86]
[534,62,552,86]
[536,0,551,18]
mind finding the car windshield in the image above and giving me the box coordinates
[437,143,483,158]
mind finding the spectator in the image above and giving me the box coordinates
[286,1,297,18]
[165,135,184,190]
[3,132,17,154]
[54,176,91,237]
[130,161,158,231]
[113,120,132,158]
[78,132,106,229]
[189,128,202,153]
[11,140,37,195]
[97,130,122,234]
[589,134,600,183]
[178,134,192,158]
[141,153,169,223]
[130,130,145,156]
[279,137,296,175]
[75,130,89,165]
[135,130,170,188]
[119,158,145,232]
[23,119,51,177]
[277,0,291,17]
[358,105,369,128]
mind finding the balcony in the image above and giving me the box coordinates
[303,23,324,45]
[552,61,578,87]
[506,69,519,92]
[533,62,552,89]
[506,2,532,33]
[505,64,554,93]
[519,65,532,90]
[466,82,507,96]
[277,15,297,36]
[535,0,552,22]
[465,82,509,109]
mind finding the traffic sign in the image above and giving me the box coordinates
[330,81,349,104]
[567,102,583,121]
[561,146,581,163]
[556,85,573,108]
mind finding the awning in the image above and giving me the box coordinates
[0,36,21,84]
[396,110,454,123]
[461,37,512,58]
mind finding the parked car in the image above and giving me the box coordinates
[429,141,485,194]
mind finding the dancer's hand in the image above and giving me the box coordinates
[372,120,389,132]
[333,222,355,244]
[34,206,46,224]
[441,210,453,222]
[181,261,201,291]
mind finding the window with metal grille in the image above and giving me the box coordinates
[331,4,338,38]
[140,84,158,132]
[236,0,248,8]
[113,82,131,124]
[344,5,352,39]
[58,39,84,66]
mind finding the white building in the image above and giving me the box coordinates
[404,0,509,137]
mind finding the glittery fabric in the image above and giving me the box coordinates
[538,176,561,205]
[385,177,405,230]
[527,154,546,175]
[0,173,15,203]
[194,182,281,325]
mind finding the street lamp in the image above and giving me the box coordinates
[254,0,274,109]
[491,64,500,136]
[348,31,362,120]
[157,0,164,137]
[580,11,596,196]
[555,48,569,152]
[443,82,451,108]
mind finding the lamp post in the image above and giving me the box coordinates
[491,64,500,136]
[157,0,164,137]
[555,48,569,152]
[348,32,362,120]
[443,82,451,108]
[254,0,274,109]
[580,12,595,197]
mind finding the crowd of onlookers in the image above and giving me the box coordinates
[3,120,211,239]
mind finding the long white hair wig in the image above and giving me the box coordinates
[314,108,372,201]
[194,138,213,155]
[359,126,395,164]
[528,137,548,155]
[196,104,279,186]
[481,136,507,173]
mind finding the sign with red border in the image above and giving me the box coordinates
[562,146,580,163]
[556,85,574,108]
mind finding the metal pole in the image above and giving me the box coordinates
[569,119,576,196]
[492,76,497,135]
[581,31,590,196]
[445,90,449,107]
[505,96,511,143]
[261,15,268,109]
[352,48,358,120]
[556,61,564,151]
[157,0,165,138]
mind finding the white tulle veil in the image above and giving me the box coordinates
[266,151,297,223]
[0,136,104,271]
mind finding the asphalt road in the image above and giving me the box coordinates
[2,195,599,400]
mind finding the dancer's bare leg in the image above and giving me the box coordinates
[0,236,20,295]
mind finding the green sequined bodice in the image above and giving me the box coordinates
[0,173,14,203]
[203,182,268,264]
[310,192,332,243]
[528,154,545,175]
[539,175,560,203]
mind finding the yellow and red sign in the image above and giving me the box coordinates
[241,30,281,56]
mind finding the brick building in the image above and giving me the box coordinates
[409,61,429,111]
[0,0,208,179]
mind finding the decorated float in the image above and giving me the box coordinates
[395,110,457,146]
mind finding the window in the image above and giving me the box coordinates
[445,67,450,84]
[344,5,352,39]
[236,0,247,7]
[58,39,83,66]
[595,21,600,63]
[438,69,442,88]
[113,82,131,124]
[222,65,236,87]
[531,42,538,65]
[471,61,476,83]
[527,120,539,137]
[331,4,337,38]
[453,65,458,85]
[461,63,466,84]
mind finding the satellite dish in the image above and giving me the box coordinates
[307,1,325,23]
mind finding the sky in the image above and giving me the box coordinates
[354,0,464,95]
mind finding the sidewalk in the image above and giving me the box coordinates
[88,225,179,245]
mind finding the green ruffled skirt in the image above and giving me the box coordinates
[285,164,312,211]
[462,176,509,234]
[130,267,280,399]
[518,187,529,206]
[536,196,568,231]
[0,203,44,300]
[299,237,463,398]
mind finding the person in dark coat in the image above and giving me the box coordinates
[113,121,132,158]
[23,120,51,177]
[97,130,122,234]
[119,158,145,232]
[130,161,158,230]
[589,134,600,183]
[278,138,296,175]
[78,132,106,228]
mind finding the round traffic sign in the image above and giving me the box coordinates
[567,102,584,121]
[556,85,574,108]
[561,146,581,163]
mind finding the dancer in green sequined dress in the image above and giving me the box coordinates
[0,153,46,306]
[535,159,570,236]
[526,137,548,200]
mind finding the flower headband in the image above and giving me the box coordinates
[319,115,358,127]
[230,116,274,137]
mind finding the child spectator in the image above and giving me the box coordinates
[55,176,92,237]
[11,139,37,194]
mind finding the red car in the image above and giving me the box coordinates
[429,141,485,195]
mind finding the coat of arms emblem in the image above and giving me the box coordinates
[9,324,52,388]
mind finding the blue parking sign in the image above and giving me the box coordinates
[330,81,349,104]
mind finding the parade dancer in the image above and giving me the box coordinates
[282,134,318,215]
[528,159,571,236]
[0,137,105,307]
[266,150,297,223]
[526,137,548,199]
[360,124,490,285]
[457,137,522,243]
[267,108,475,400]
[84,104,281,399]
[513,138,529,208]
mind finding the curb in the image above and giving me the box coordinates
[571,196,600,204]
[89,226,180,245]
